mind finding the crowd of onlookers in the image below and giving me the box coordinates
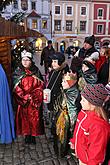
[0,35,110,165]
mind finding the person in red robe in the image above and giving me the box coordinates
[13,50,44,144]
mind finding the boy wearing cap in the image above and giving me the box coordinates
[13,50,44,144]
[46,52,69,156]
[70,84,110,165]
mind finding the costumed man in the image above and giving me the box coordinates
[13,50,44,144]
[46,52,69,157]
[40,40,55,74]
[0,64,15,144]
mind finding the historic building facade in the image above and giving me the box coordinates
[51,0,110,51]
[1,0,110,50]
[92,0,110,48]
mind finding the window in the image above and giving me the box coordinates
[32,20,37,29]
[31,1,36,10]
[81,7,86,15]
[97,8,103,17]
[80,21,86,31]
[21,0,28,11]
[54,20,61,31]
[67,6,72,15]
[66,20,72,31]
[97,24,103,34]
[13,0,18,9]
[42,20,47,29]
[55,6,60,14]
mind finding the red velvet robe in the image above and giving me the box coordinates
[14,69,44,136]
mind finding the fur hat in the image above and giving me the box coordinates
[21,50,32,59]
[84,35,95,46]
[64,72,77,87]
[81,84,108,106]
[51,52,65,66]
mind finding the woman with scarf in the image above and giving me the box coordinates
[13,50,44,144]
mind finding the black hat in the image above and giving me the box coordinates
[84,35,95,46]
[48,40,52,44]
[51,52,65,66]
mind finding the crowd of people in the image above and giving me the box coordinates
[0,35,110,165]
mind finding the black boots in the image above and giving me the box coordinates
[31,136,36,144]
[25,135,36,144]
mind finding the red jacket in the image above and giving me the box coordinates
[70,110,110,165]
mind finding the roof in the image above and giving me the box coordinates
[27,10,41,18]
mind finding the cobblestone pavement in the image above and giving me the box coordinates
[0,52,79,165]
[0,125,78,165]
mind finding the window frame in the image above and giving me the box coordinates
[31,1,36,10]
[66,20,72,31]
[96,24,104,34]
[80,6,86,16]
[54,20,61,31]
[32,19,38,29]
[80,21,86,31]
[66,6,73,15]
[55,5,61,15]
[97,8,104,17]
[42,20,47,29]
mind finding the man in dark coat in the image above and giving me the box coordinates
[71,35,99,76]
[40,40,55,74]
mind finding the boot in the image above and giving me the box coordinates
[25,135,31,144]
[31,136,36,144]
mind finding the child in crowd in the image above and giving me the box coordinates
[78,59,97,91]
[62,72,81,133]
[58,71,81,158]
[46,52,69,156]
[70,84,110,165]
[13,50,44,144]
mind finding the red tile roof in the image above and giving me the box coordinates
[27,10,41,18]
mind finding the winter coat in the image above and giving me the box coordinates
[70,110,110,165]
[47,62,69,111]
[40,46,55,66]
[96,56,109,86]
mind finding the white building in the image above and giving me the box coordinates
[2,0,51,48]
